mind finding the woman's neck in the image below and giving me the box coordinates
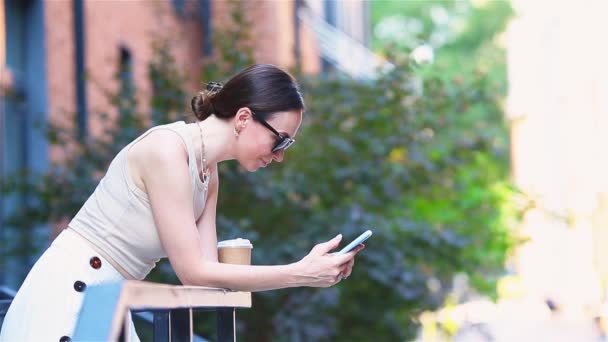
[188,116,235,166]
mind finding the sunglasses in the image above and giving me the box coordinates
[251,111,295,153]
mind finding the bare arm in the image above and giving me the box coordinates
[196,165,219,263]
[192,166,301,290]
[139,131,361,291]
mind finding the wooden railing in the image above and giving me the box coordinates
[72,280,252,342]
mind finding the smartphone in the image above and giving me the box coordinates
[334,230,372,256]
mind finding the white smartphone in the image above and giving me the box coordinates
[334,230,372,256]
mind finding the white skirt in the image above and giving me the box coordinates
[0,229,140,342]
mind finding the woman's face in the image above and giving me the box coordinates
[235,108,303,172]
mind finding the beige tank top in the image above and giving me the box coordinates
[67,121,210,280]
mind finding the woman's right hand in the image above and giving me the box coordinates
[293,234,363,288]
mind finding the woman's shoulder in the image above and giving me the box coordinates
[132,128,189,165]
[127,124,190,188]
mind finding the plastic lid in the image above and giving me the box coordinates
[217,238,253,248]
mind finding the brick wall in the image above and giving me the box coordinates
[43,0,319,143]
[43,1,202,141]
[83,1,203,135]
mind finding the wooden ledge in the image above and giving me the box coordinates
[73,280,251,341]
[121,280,252,310]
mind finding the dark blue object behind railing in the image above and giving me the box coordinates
[0,286,17,329]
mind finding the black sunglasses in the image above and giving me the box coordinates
[251,111,295,153]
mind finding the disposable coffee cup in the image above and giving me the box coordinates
[217,238,253,265]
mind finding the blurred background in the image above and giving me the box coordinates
[1,0,607,341]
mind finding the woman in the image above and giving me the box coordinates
[0,64,363,341]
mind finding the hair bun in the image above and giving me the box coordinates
[191,82,224,121]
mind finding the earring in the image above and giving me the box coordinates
[233,127,239,137]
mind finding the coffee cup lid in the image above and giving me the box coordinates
[217,238,253,248]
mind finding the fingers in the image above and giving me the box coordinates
[329,258,355,286]
[330,255,356,286]
[307,238,365,287]
[334,244,365,265]
[311,234,342,255]
[334,245,362,282]
[321,258,356,287]
[340,258,355,278]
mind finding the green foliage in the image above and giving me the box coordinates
[148,34,190,124]
[367,0,518,331]
[2,0,518,340]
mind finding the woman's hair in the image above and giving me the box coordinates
[191,64,305,121]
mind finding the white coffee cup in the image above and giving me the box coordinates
[217,238,253,265]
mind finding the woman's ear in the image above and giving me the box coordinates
[234,107,252,134]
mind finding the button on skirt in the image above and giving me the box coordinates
[0,229,140,341]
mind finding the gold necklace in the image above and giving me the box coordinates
[197,122,210,182]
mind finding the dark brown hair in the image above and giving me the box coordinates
[191,64,305,122]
